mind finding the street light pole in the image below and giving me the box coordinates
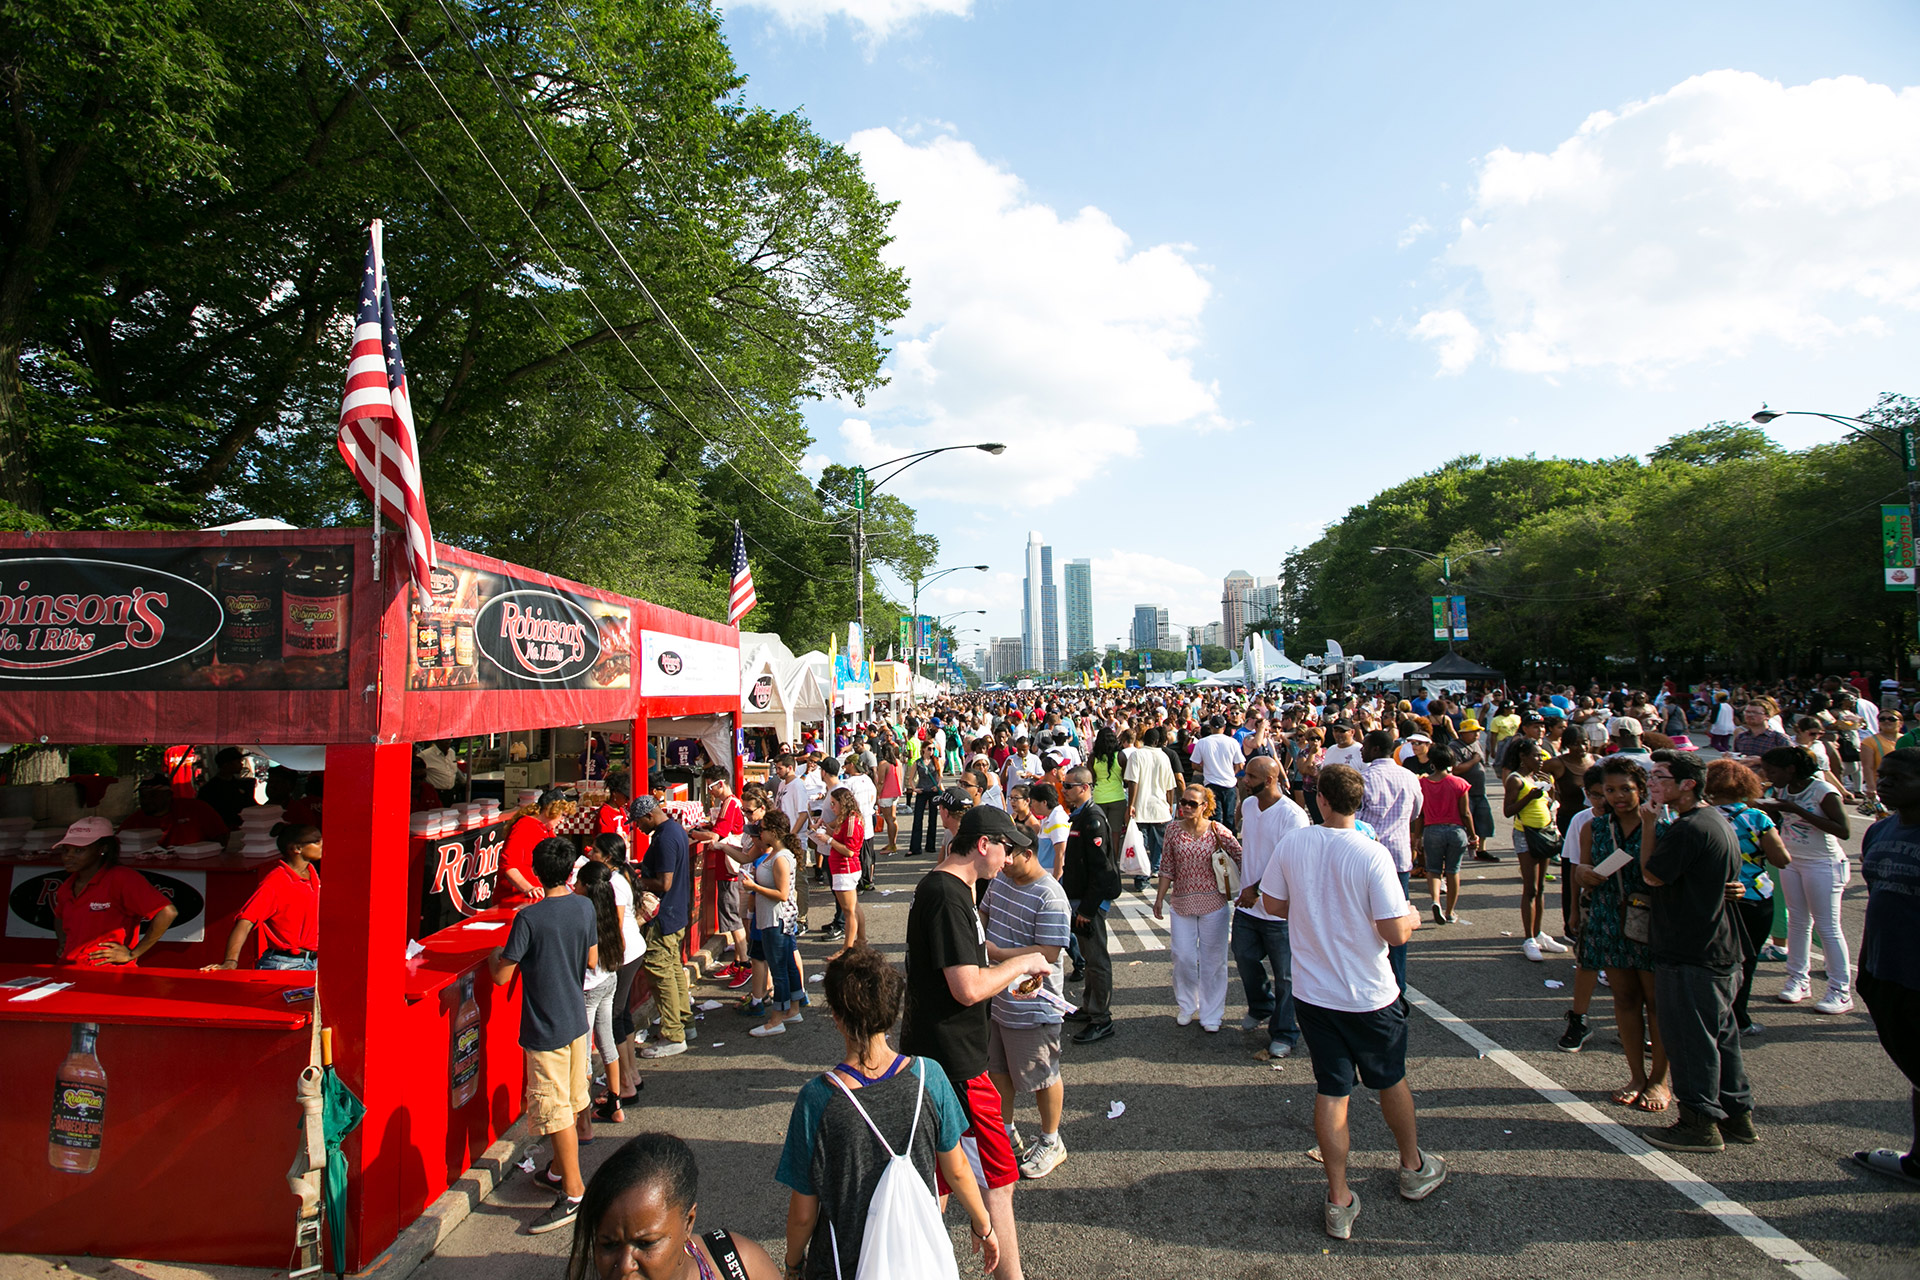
[1753,406,1920,666]
[1370,545,1502,655]
[905,565,989,706]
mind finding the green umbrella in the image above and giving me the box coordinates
[320,1033,365,1276]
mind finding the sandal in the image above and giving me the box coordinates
[1852,1148,1920,1187]
[1611,1086,1643,1106]
[1635,1086,1671,1113]
[591,1098,624,1124]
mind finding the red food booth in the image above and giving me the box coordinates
[0,528,739,1269]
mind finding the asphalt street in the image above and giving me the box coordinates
[418,793,1918,1280]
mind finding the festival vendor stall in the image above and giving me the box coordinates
[0,529,738,1271]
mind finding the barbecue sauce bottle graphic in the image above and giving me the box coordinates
[48,1022,107,1173]
[449,973,483,1109]
[217,549,283,663]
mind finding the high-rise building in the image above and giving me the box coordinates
[1022,533,1063,674]
[1131,604,1168,653]
[1063,558,1093,661]
[989,636,1024,682]
[1200,621,1225,648]
[1222,570,1282,649]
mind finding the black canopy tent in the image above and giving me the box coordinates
[1407,652,1504,680]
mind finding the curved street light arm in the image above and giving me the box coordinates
[1751,407,1905,464]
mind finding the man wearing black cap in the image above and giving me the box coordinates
[902,805,1050,1280]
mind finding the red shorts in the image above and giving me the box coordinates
[936,1070,1020,1193]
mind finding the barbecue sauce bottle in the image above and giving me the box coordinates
[283,549,352,658]
[48,1022,107,1173]
[217,549,283,663]
[449,973,482,1109]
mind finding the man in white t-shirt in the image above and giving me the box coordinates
[1235,757,1309,1057]
[1320,721,1364,772]
[1190,716,1248,833]
[1259,763,1445,1241]
[1123,726,1179,891]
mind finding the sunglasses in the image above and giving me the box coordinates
[1177,798,1202,809]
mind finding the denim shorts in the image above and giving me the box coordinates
[1421,824,1468,876]
[1296,996,1410,1097]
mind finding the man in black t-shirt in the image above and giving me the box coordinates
[903,806,1049,1280]
[1640,749,1753,1154]
[489,836,598,1235]
[1059,766,1119,1043]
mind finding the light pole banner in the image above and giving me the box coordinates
[1431,597,1448,640]
[1884,505,1915,591]
[1450,595,1469,640]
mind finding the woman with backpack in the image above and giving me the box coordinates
[776,946,997,1280]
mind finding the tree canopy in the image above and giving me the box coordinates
[1279,396,1919,682]
[2,0,922,650]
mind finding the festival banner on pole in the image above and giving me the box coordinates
[1450,595,1469,640]
[1431,597,1448,640]
[1884,505,1914,591]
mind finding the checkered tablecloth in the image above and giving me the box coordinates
[551,799,708,835]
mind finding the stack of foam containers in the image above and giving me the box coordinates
[117,827,163,859]
[235,805,283,860]
[20,826,60,858]
[172,840,223,861]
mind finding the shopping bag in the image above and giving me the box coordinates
[1118,821,1152,878]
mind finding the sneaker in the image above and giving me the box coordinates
[639,1039,688,1059]
[1176,1010,1195,1027]
[1473,851,1502,863]
[1398,1151,1447,1201]
[1758,943,1789,962]
[786,1011,804,1024]
[1717,1109,1760,1145]
[736,998,769,1017]
[1241,1014,1265,1031]
[1071,1020,1115,1045]
[527,1196,581,1235]
[747,1021,786,1037]
[1776,982,1811,1004]
[727,969,753,990]
[1522,938,1544,963]
[1066,968,1085,985]
[819,923,846,942]
[1019,1135,1067,1179]
[1738,1020,1763,1036]
[1202,1022,1221,1033]
[1813,991,1854,1015]
[1557,1012,1592,1053]
[1644,1107,1725,1153]
[1535,932,1569,954]
[1062,1007,1093,1023]
[1007,1121,1030,1164]
[1268,1040,1294,1058]
[1323,1190,1361,1240]
[1431,903,1447,926]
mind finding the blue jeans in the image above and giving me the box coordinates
[1388,871,1409,996]
[763,925,800,1011]
[1136,822,1166,876]
[1208,784,1238,833]
[258,952,317,971]
[1231,910,1299,1047]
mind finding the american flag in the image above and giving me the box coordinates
[338,220,436,593]
[727,521,757,626]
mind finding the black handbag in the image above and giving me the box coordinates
[1523,824,1564,859]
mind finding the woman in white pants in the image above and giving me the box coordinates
[1759,746,1854,1015]
[1154,784,1242,1032]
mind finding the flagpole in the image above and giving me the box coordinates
[368,219,385,587]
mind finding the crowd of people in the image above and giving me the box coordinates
[490,671,1917,1272]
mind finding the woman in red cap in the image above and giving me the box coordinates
[51,818,179,966]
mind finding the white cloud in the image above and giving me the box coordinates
[726,0,969,41]
[1410,309,1482,375]
[1397,218,1432,249]
[1416,70,1920,378]
[1087,549,1222,648]
[827,128,1220,506]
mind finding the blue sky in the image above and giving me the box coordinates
[720,1,1920,662]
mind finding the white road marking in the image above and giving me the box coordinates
[1114,903,1165,952]
[1405,984,1847,1280]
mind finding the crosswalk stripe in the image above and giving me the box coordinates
[1114,904,1165,951]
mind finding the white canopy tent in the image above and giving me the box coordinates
[739,638,831,749]
[1353,660,1428,684]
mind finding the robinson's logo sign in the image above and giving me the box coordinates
[0,557,221,679]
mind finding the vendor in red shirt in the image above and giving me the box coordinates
[499,789,568,908]
[596,772,633,845]
[51,818,179,966]
[689,778,749,977]
[119,775,231,847]
[204,823,321,972]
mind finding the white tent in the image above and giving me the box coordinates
[740,641,831,748]
[1354,660,1427,684]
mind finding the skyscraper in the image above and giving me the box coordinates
[1131,604,1168,653]
[1064,558,1093,662]
[989,636,1024,682]
[1022,532,1063,674]
[1222,570,1282,649]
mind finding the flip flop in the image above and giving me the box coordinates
[1853,1148,1920,1187]
[1635,1088,1671,1113]
[1611,1086,1642,1106]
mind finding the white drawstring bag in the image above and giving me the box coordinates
[824,1059,959,1280]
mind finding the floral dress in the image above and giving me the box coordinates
[1575,813,1654,973]
[1160,822,1243,917]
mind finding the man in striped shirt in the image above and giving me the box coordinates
[982,834,1073,1180]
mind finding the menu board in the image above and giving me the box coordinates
[0,544,353,691]
[408,559,631,692]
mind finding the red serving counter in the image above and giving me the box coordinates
[0,529,741,1269]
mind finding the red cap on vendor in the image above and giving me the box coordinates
[55,817,115,848]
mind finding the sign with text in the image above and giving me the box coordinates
[410,561,632,691]
[0,544,353,691]
[8,866,207,942]
[640,629,739,698]
[1884,505,1914,591]
[418,819,509,936]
